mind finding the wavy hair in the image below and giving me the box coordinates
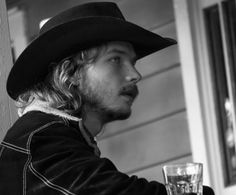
[16,44,106,116]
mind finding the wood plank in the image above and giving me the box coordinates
[98,112,191,173]
[118,0,174,30]
[100,67,185,138]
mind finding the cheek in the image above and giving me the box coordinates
[83,71,114,98]
[86,66,109,83]
[87,66,123,89]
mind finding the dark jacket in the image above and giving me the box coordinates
[0,110,167,195]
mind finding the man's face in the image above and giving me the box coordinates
[80,41,142,122]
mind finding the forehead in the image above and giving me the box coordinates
[104,41,137,58]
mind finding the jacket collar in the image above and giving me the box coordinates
[18,99,81,122]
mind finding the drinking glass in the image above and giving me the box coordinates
[162,163,203,195]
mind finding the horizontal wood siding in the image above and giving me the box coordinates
[98,112,191,173]
[118,0,174,30]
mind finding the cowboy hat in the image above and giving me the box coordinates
[7,2,176,100]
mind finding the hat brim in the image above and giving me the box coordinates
[7,17,176,100]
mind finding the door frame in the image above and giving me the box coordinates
[173,0,236,194]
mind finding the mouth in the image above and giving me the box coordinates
[119,85,139,101]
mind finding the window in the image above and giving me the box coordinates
[204,0,236,186]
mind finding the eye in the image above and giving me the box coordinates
[110,56,121,64]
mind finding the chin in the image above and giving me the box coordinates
[105,107,132,122]
[116,111,131,120]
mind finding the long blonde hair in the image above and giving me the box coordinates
[16,44,106,116]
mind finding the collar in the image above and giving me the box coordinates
[18,99,81,122]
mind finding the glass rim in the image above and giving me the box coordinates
[162,162,203,169]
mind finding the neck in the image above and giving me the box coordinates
[82,109,105,137]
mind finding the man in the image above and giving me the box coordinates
[0,2,214,195]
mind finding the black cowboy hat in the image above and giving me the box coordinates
[7,2,176,100]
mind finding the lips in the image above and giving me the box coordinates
[119,85,139,100]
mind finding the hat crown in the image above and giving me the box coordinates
[40,2,125,34]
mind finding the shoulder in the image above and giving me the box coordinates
[3,111,83,150]
[6,111,65,137]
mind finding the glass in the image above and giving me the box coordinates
[162,163,203,195]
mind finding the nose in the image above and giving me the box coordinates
[125,65,142,84]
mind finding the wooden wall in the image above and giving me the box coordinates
[5,0,193,183]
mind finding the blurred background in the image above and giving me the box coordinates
[0,0,236,194]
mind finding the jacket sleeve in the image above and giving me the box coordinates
[29,122,167,195]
